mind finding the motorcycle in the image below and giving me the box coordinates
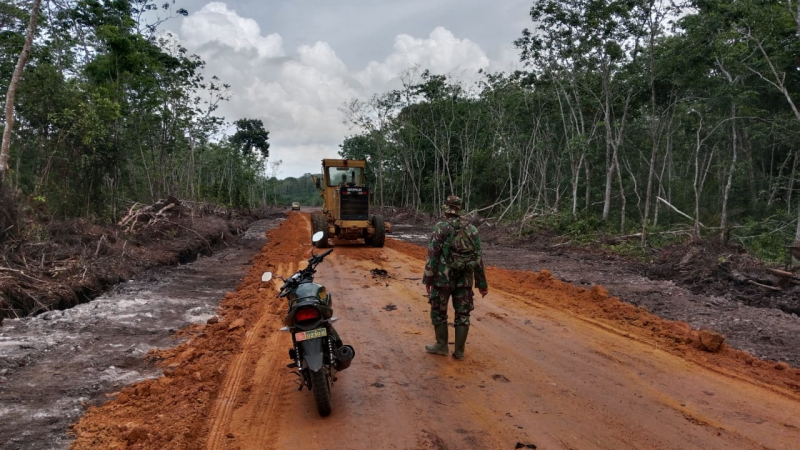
[261,231,355,416]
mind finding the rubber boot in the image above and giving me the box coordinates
[452,325,469,360]
[425,323,449,355]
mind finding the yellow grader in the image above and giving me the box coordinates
[310,159,391,248]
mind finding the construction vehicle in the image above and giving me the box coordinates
[310,159,390,248]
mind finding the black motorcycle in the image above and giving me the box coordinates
[261,231,355,416]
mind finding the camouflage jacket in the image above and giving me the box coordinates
[422,217,488,289]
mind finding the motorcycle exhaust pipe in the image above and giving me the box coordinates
[335,345,355,371]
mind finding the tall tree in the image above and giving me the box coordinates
[230,118,270,158]
[0,0,42,183]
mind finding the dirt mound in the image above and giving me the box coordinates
[649,240,800,315]
[0,199,270,319]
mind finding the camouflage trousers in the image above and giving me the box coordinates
[429,287,474,327]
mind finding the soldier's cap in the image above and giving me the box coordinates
[442,195,462,216]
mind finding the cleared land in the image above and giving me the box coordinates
[66,212,800,450]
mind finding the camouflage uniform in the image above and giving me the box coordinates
[422,204,488,327]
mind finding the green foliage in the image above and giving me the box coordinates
[271,175,322,206]
[3,0,277,220]
[231,118,270,158]
[333,0,800,265]
[600,241,651,261]
[520,211,608,245]
[733,217,795,264]
[3,0,800,267]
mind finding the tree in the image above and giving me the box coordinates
[230,118,270,158]
[1,0,42,183]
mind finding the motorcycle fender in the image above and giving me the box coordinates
[301,338,324,371]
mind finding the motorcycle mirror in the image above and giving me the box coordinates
[311,231,324,243]
[261,272,273,282]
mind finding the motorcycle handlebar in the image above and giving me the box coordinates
[275,248,333,298]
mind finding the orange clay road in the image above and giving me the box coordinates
[71,212,800,450]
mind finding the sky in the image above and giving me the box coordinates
[161,0,532,178]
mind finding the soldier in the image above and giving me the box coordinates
[422,195,488,360]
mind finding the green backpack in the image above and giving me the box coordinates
[446,219,478,272]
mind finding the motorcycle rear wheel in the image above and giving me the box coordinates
[310,367,332,416]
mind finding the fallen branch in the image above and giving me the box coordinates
[118,202,142,227]
[25,291,48,315]
[766,268,800,280]
[155,203,176,217]
[657,197,705,227]
[747,279,782,292]
[0,267,47,284]
[165,220,211,250]
[93,234,107,258]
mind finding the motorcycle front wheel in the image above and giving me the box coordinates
[310,367,332,416]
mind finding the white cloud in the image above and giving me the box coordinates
[170,3,509,178]
[266,143,336,179]
[492,44,525,74]
[356,27,490,88]
[297,42,349,76]
[180,2,284,59]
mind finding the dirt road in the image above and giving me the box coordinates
[71,213,800,450]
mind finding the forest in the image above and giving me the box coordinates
[1,0,799,262]
[340,0,800,262]
[0,0,286,225]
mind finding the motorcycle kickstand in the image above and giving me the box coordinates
[290,371,304,391]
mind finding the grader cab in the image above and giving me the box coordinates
[310,159,390,248]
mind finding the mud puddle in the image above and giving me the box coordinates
[0,219,279,450]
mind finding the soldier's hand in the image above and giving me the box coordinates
[479,287,488,298]
[426,284,432,295]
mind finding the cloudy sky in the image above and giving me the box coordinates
[162,0,532,178]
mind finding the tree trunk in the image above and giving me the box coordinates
[796,194,800,241]
[584,161,590,209]
[692,124,702,240]
[602,107,613,220]
[795,194,800,267]
[796,0,800,39]
[571,155,583,217]
[601,59,614,221]
[377,139,384,210]
[742,137,758,206]
[641,134,659,246]
[615,155,626,233]
[0,0,43,183]
[787,151,797,217]
[720,108,738,242]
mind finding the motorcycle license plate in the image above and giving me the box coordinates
[295,328,327,342]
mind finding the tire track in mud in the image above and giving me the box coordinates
[204,262,293,450]
[206,215,314,450]
[206,213,315,450]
